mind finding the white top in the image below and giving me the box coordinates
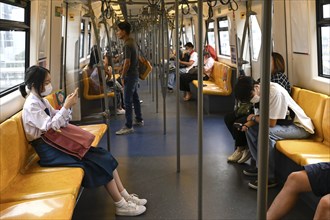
[185,51,198,72]
[204,57,215,76]
[267,82,314,134]
[269,82,314,134]
[22,92,72,141]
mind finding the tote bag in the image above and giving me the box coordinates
[138,55,152,80]
[42,124,95,159]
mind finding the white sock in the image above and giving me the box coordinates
[114,197,126,207]
[120,189,130,199]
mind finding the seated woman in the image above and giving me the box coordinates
[179,51,214,101]
[235,76,314,189]
[19,65,147,216]
[87,46,125,114]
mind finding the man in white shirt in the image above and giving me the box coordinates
[179,42,198,74]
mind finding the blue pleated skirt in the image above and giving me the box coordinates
[32,139,118,188]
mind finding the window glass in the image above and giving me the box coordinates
[317,1,330,78]
[80,20,85,58]
[321,26,330,76]
[0,2,24,22]
[0,30,26,92]
[218,17,230,56]
[87,22,91,55]
[250,15,262,60]
[323,4,330,18]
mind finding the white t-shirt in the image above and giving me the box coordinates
[267,82,314,134]
[185,51,198,72]
[204,57,215,76]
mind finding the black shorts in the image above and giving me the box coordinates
[304,162,330,197]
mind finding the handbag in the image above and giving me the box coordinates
[138,55,152,80]
[41,124,95,159]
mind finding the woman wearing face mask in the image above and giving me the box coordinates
[19,66,147,216]
[234,76,314,189]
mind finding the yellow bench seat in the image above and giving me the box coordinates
[192,80,231,96]
[0,194,75,220]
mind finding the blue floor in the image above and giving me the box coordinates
[73,80,314,220]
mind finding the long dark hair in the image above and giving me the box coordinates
[88,45,100,69]
[272,52,285,75]
[19,65,50,98]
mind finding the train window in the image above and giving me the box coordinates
[217,16,230,56]
[316,0,330,78]
[206,20,215,49]
[80,19,85,58]
[250,15,261,61]
[0,0,30,96]
[87,21,91,55]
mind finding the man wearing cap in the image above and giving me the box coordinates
[179,50,214,101]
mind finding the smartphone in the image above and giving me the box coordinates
[233,122,243,129]
[73,88,79,98]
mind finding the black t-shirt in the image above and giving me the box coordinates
[123,37,138,77]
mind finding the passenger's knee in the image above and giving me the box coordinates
[285,172,302,190]
[318,194,330,209]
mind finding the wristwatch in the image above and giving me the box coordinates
[251,116,257,122]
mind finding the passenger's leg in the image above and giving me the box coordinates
[245,124,259,162]
[267,170,312,220]
[167,72,175,89]
[123,78,135,128]
[132,84,143,122]
[313,194,330,220]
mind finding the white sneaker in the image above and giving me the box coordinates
[116,127,134,135]
[227,148,243,163]
[116,109,126,115]
[116,201,146,216]
[126,194,147,206]
[237,149,251,164]
[133,119,144,127]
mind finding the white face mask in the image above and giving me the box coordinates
[250,95,260,104]
[41,84,53,96]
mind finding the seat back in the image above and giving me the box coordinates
[322,98,330,146]
[209,62,233,95]
[81,66,114,100]
[0,119,23,192]
[291,86,301,101]
[296,89,328,142]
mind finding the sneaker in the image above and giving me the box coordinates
[248,179,278,190]
[116,109,126,115]
[243,167,258,177]
[115,201,146,216]
[116,126,134,135]
[168,87,174,93]
[237,149,251,164]
[126,194,147,206]
[133,119,144,127]
[227,148,243,163]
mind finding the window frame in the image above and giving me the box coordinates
[316,0,330,78]
[205,20,215,49]
[0,0,30,97]
[217,16,230,57]
[80,19,85,59]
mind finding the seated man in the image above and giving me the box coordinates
[267,162,330,220]
[167,42,198,92]
[179,51,215,101]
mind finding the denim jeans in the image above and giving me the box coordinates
[246,123,310,179]
[124,76,143,128]
[167,68,188,89]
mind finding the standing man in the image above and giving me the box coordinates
[116,21,144,135]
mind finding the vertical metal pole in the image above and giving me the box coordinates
[175,0,180,173]
[152,27,156,94]
[88,0,111,152]
[197,1,203,219]
[257,1,273,219]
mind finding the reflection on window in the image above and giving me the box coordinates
[217,17,230,56]
[0,31,26,92]
[0,1,29,95]
[80,20,85,58]
[317,1,330,78]
[206,21,216,50]
[0,3,24,22]
[250,15,261,61]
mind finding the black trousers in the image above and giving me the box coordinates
[224,111,248,149]
[179,73,209,92]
